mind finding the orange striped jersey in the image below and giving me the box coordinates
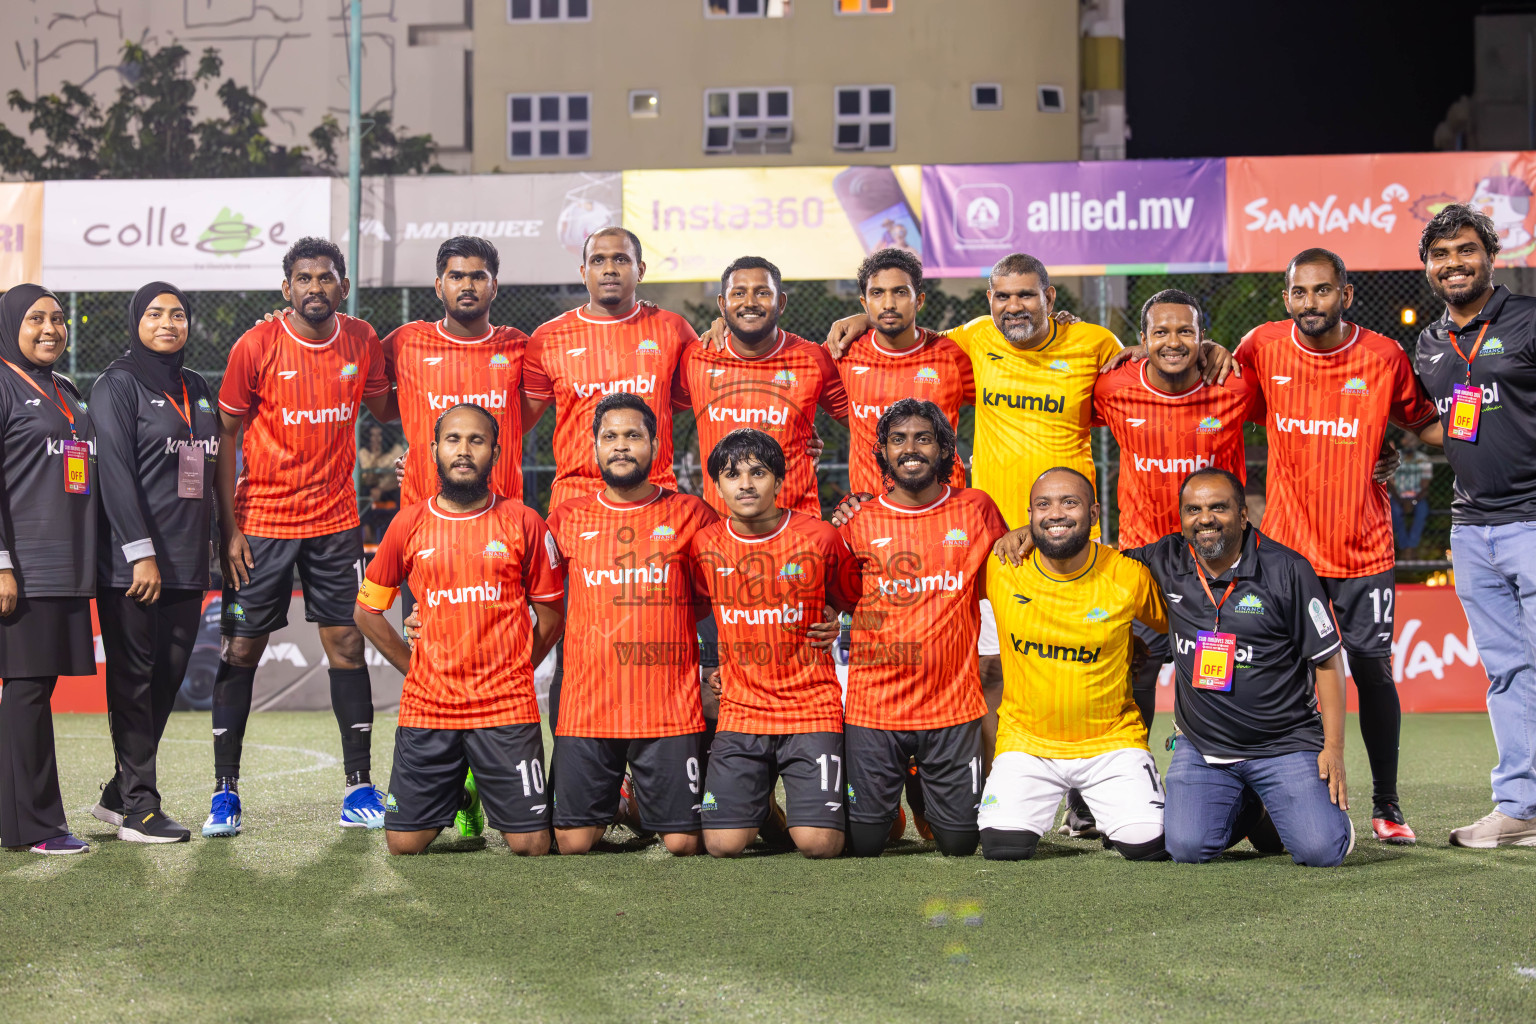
[219,314,389,539]
[673,330,849,516]
[383,319,529,507]
[946,316,1122,533]
[357,495,565,730]
[1091,360,1262,550]
[838,328,973,498]
[524,305,697,512]
[546,486,717,738]
[690,511,859,735]
[838,486,1008,730]
[1235,321,1438,577]
[986,543,1168,759]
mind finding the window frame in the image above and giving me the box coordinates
[629,90,660,118]
[507,0,592,23]
[703,86,794,154]
[704,0,764,16]
[832,84,896,152]
[971,83,1003,111]
[834,0,893,13]
[1036,84,1067,114]
[506,91,592,161]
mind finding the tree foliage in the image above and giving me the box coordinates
[0,42,439,180]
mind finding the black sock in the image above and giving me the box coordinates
[211,661,256,781]
[1351,655,1400,807]
[329,667,374,777]
[930,825,980,857]
[1110,833,1170,861]
[980,828,1040,861]
[847,820,891,857]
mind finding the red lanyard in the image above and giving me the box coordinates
[1450,322,1490,385]
[163,379,193,440]
[4,359,77,439]
[1189,543,1236,630]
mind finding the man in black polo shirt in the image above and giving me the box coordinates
[1414,204,1536,848]
[1128,468,1354,867]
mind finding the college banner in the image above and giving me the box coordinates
[0,182,43,289]
[922,159,1227,277]
[622,165,924,282]
[1226,151,1536,272]
[41,177,331,290]
[335,172,622,287]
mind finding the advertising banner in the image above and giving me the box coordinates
[0,182,43,289]
[1226,152,1536,272]
[922,159,1227,277]
[41,177,331,290]
[336,172,622,287]
[623,165,925,282]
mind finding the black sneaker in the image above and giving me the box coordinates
[1057,789,1101,839]
[118,810,191,844]
[91,778,126,828]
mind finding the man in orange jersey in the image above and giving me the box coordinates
[674,256,848,516]
[691,429,858,858]
[523,227,697,513]
[382,236,531,509]
[838,399,1008,858]
[206,237,394,837]
[979,468,1170,862]
[546,394,718,856]
[1234,248,1444,844]
[355,403,565,855]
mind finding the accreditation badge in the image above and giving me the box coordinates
[178,442,205,498]
[63,440,90,495]
[1448,384,1482,442]
[1192,630,1237,692]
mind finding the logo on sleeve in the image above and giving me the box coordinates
[1308,597,1335,638]
[1341,377,1369,396]
[1234,594,1265,614]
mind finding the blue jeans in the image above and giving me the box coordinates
[1164,740,1353,867]
[1450,522,1536,819]
[1391,496,1429,549]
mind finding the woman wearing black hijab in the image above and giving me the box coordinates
[0,284,96,856]
[89,282,218,844]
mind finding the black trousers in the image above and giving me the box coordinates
[99,588,203,814]
[0,675,67,847]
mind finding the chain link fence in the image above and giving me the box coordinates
[60,271,1452,579]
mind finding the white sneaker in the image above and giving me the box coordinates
[1449,809,1536,848]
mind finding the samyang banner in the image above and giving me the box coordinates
[1226,151,1536,271]
[921,159,1228,277]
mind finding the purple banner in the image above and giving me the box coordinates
[920,159,1227,274]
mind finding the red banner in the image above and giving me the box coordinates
[1226,152,1536,272]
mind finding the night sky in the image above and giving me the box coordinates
[1126,1,1485,159]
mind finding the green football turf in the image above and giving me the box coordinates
[3,712,1534,1023]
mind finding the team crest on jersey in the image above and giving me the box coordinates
[227,602,246,620]
[914,367,941,384]
[1234,594,1264,614]
[773,369,799,386]
[845,784,857,806]
[651,524,676,539]
[339,362,358,380]
[1342,377,1369,396]
[636,339,660,353]
[197,397,212,412]
[489,353,511,367]
[701,790,717,811]
[1049,359,1071,372]
[777,561,806,581]
[1197,416,1223,433]
[1084,607,1109,623]
[943,528,970,547]
[1482,337,1505,355]
[483,539,509,558]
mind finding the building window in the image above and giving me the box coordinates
[508,0,590,21]
[833,85,894,151]
[706,0,791,15]
[704,87,793,154]
[836,0,892,12]
[1037,84,1066,113]
[508,93,590,159]
[971,83,1002,110]
[630,90,660,118]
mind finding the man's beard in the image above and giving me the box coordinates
[297,296,334,326]
[998,313,1034,343]
[1032,521,1090,561]
[437,460,491,504]
[889,455,938,492]
[1189,525,1238,563]
[874,316,912,340]
[600,454,650,489]
[446,298,486,325]
[1292,306,1342,339]
[1429,262,1493,307]
[726,309,779,346]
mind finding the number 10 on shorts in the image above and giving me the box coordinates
[1193,630,1236,692]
